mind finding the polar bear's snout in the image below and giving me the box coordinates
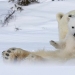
[67,17,75,37]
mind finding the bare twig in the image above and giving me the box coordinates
[2,10,15,26]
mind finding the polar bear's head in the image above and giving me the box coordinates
[56,10,75,40]
[68,17,75,37]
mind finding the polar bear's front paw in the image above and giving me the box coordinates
[50,40,59,49]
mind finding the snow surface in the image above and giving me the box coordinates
[0,0,75,75]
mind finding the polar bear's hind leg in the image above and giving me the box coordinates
[2,47,44,62]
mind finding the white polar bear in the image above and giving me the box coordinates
[2,17,75,62]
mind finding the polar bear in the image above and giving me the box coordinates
[57,10,75,41]
[2,10,75,62]
[2,17,75,62]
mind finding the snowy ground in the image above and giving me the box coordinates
[0,0,75,75]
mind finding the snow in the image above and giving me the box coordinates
[0,0,75,75]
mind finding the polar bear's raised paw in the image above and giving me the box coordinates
[50,40,61,49]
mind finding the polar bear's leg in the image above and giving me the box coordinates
[50,40,65,49]
[2,47,44,62]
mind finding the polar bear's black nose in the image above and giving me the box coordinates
[73,33,75,37]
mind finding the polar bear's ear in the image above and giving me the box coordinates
[56,13,64,22]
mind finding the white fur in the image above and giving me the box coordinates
[56,10,75,40]
[50,18,75,60]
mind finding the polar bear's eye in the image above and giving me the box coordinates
[72,26,74,29]
[68,15,72,17]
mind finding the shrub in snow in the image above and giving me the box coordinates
[8,0,39,6]
[0,0,39,27]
